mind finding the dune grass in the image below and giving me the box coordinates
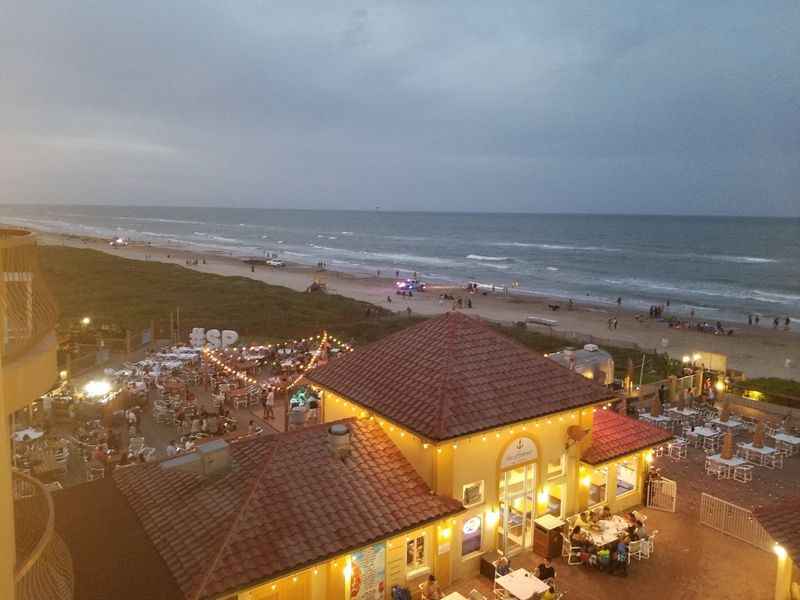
[39,246,680,383]
[39,246,401,343]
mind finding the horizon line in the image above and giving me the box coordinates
[0,203,797,220]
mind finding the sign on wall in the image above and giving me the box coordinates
[350,542,386,600]
[500,437,538,470]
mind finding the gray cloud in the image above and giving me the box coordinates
[1,1,798,215]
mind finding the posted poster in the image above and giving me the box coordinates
[350,542,386,600]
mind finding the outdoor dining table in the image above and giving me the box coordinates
[709,417,743,432]
[772,433,800,455]
[587,516,629,547]
[669,407,699,419]
[708,454,747,468]
[692,426,718,438]
[739,442,777,465]
[12,428,44,443]
[495,569,549,600]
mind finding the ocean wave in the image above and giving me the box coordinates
[546,266,559,271]
[752,290,800,305]
[307,244,461,268]
[492,242,621,252]
[707,254,777,264]
[114,216,206,225]
[340,231,354,236]
[466,254,512,262]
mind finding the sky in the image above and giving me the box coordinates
[1,2,798,216]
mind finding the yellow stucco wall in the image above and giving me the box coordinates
[316,385,657,589]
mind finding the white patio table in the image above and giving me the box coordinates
[773,433,800,455]
[739,442,776,465]
[495,569,549,600]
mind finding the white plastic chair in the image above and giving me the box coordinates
[733,464,753,483]
[628,539,644,560]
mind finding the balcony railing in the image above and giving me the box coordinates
[0,229,59,364]
[13,471,73,600]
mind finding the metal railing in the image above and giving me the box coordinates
[13,471,73,600]
[699,492,774,552]
[0,229,59,363]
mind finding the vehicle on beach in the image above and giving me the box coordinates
[266,258,286,267]
[395,278,426,293]
[108,237,128,247]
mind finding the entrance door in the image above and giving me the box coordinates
[498,465,535,556]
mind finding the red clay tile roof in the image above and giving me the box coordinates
[113,419,463,600]
[307,312,616,441]
[54,477,184,600]
[581,409,674,465]
[754,497,800,566]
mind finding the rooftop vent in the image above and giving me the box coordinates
[328,423,351,460]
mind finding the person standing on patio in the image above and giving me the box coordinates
[263,386,275,420]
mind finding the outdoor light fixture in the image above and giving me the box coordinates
[580,475,591,487]
[714,381,725,393]
[83,380,111,398]
[644,451,654,463]
[81,316,91,326]
[774,544,787,559]
[682,355,690,364]
[59,370,68,380]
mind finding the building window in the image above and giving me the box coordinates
[546,454,565,479]
[406,533,427,574]
[462,480,485,507]
[461,516,483,557]
[543,483,564,518]
[589,466,608,506]
[616,458,638,497]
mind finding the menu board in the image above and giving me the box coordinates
[350,542,386,600]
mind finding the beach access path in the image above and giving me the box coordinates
[43,233,800,380]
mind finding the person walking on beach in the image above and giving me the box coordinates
[386,295,392,304]
[773,317,780,329]
[467,298,472,309]
[608,318,613,330]
[785,316,791,331]
[617,297,622,306]
[748,314,752,325]
[613,318,618,330]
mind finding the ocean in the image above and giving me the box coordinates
[2,205,798,322]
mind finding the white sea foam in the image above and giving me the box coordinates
[466,254,512,262]
[492,242,621,252]
[546,266,559,271]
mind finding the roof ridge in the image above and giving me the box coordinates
[191,441,281,600]
[434,311,459,440]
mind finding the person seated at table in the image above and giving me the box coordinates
[588,510,600,525]
[600,505,612,520]
[535,557,556,582]
[537,584,556,600]
[570,525,589,549]
[634,520,649,540]
[495,555,511,577]
[166,440,178,458]
[421,574,442,600]
[595,547,611,571]
[610,535,629,576]
[575,511,592,528]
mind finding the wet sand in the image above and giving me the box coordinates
[41,233,800,379]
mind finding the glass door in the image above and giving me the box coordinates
[498,464,536,556]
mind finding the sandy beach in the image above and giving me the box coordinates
[42,233,800,379]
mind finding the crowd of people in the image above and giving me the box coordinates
[568,508,649,576]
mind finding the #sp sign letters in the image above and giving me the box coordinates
[190,328,239,348]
